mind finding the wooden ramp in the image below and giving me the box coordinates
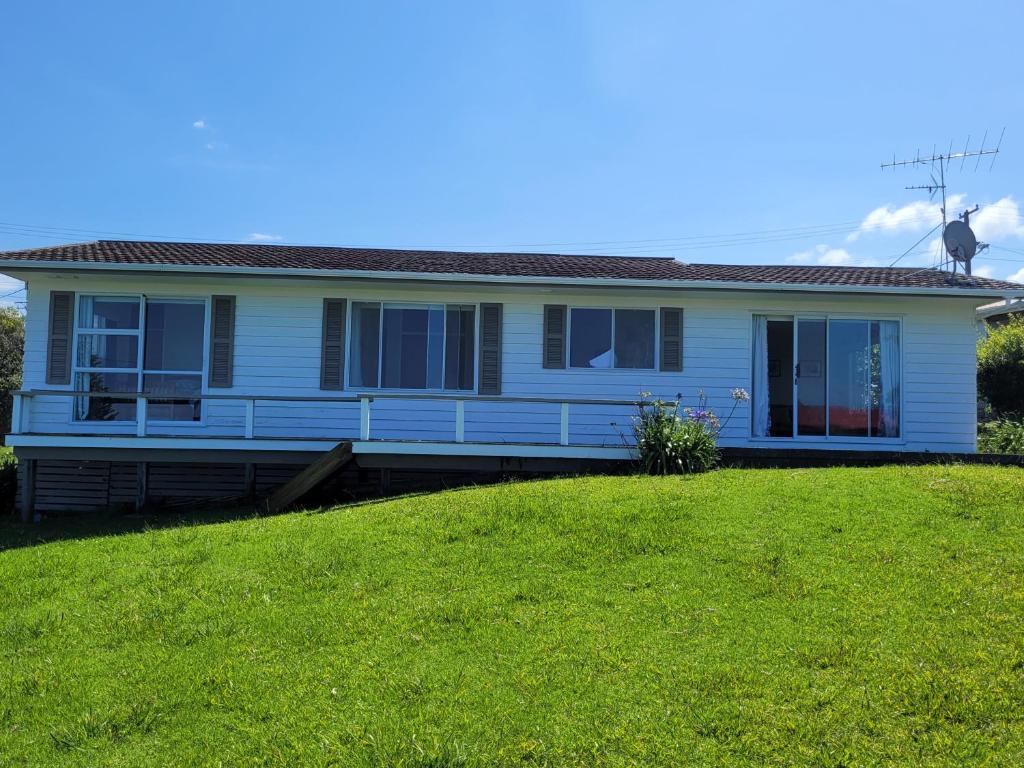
[265,441,354,513]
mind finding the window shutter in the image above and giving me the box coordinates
[320,298,347,390]
[208,295,236,388]
[46,291,74,385]
[542,305,566,369]
[478,303,502,395]
[660,307,684,372]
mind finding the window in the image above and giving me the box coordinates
[569,308,655,369]
[73,296,206,422]
[349,302,475,391]
[751,315,900,439]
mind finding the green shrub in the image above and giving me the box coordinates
[978,317,1024,418]
[632,389,748,475]
[0,450,17,515]
[978,419,1024,455]
[634,400,719,474]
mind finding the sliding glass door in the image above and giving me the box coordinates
[752,315,901,440]
[796,319,826,437]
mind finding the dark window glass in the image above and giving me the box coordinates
[144,301,205,371]
[569,309,612,368]
[381,305,445,389]
[614,309,655,368]
[444,306,475,391]
[74,372,137,421]
[144,373,202,422]
[76,334,138,369]
[78,296,140,329]
[349,302,381,388]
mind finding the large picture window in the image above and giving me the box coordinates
[568,308,655,369]
[751,315,900,439]
[349,302,475,391]
[73,296,206,422]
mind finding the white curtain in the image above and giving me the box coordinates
[752,315,770,437]
[878,320,900,437]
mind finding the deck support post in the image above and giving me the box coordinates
[18,458,36,523]
[244,462,256,503]
[135,462,148,512]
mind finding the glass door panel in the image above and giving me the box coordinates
[828,320,871,437]
[796,319,826,436]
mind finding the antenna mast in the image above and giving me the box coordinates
[880,128,1004,275]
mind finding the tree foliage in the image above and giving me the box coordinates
[978,316,1024,418]
[0,305,25,440]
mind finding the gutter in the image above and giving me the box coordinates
[0,258,1022,300]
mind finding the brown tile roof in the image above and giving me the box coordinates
[0,239,1021,293]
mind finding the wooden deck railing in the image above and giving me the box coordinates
[10,390,644,447]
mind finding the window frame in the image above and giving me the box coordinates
[70,293,211,426]
[566,306,659,371]
[750,311,904,443]
[344,300,480,393]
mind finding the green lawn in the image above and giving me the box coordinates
[2,466,1024,767]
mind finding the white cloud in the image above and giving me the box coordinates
[247,233,283,242]
[848,194,965,242]
[787,243,857,266]
[205,142,215,150]
[1008,267,1024,284]
[970,197,1024,241]
[192,119,206,129]
[971,264,995,279]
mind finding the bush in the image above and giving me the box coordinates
[978,419,1024,455]
[632,389,748,475]
[0,450,17,515]
[634,400,719,474]
[978,317,1024,418]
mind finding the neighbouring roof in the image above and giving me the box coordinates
[1,239,1022,295]
[977,298,1024,319]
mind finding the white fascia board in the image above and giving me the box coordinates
[1,259,1022,300]
[4,434,634,460]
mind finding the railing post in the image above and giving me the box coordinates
[136,397,147,437]
[244,399,255,439]
[10,394,22,435]
[359,396,371,441]
[560,402,570,446]
[455,399,465,443]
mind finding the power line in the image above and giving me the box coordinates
[1,210,1020,255]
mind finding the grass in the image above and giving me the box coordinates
[1,466,1023,767]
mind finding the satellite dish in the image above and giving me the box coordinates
[943,220,977,262]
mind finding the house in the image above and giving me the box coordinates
[977,298,1024,328]
[2,240,1022,516]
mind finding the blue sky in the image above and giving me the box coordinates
[2,0,1024,308]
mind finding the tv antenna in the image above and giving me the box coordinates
[880,128,1004,275]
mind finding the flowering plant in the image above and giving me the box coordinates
[631,388,749,475]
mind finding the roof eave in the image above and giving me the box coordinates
[0,259,1021,300]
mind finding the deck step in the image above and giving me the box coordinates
[265,441,354,513]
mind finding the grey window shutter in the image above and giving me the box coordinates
[478,303,502,395]
[46,291,75,385]
[208,295,236,388]
[660,307,684,372]
[320,298,347,390]
[542,305,566,369]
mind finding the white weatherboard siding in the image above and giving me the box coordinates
[18,274,982,453]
